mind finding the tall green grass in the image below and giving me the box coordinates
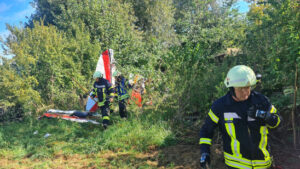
[0,112,175,160]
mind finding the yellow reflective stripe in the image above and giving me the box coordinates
[267,114,281,129]
[259,126,270,159]
[224,152,271,169]
[119,94,129,100]
[208,109,219,124]
[252,157,271,167]
[109,87,114,96]
[103,116,110,120]
[270,105,277,113]
[92,88,97,95]
[254,165,271,169]
[267,105,280,129]
[103,88,106,99]
[98,101,105,107]
[225,160,252,169]
[253,158,271,169]
[199,138,212,145]
[224,152,252,166]
[225,118,241,157]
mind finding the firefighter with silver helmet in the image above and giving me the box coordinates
[199,65,281,169]
[91,71,114,129]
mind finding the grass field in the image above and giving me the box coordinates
[0,110,178,168]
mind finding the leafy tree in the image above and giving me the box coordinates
[156,0,246,118]
[124,0,178,47]
[244,0,299,91]
[2,0,166,116]
[28,0,152,71]
[3,21,101,111]
[27,0,67,27]
[244,0,299,148]
[0,59,41,118]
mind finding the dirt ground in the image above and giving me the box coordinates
[157,118,300,169]
[157,143,300,169]
[157,144,226,169]
[1,142,299,169]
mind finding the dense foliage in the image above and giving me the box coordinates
[0,0,299,168]
[0,0,299,143]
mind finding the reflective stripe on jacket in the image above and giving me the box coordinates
[199,91,281,169]
[91,78,114,106]
[115,77,131,101]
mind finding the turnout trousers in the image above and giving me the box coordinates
[119,99,127,118]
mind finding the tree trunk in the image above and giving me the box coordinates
[292,63,298,149]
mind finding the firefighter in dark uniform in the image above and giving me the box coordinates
[91,71,114,129]
[115,73,131,118]
[199,65,281,169]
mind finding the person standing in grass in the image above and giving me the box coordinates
[199,65,281,169]
[114,72,131,118]
[129,74,145,108]
[91,71,114,129]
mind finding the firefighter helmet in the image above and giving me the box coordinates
[93,71,103,79]
[224,65,257,88]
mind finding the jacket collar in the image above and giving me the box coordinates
[224,91,254,106]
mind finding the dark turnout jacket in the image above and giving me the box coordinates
[199,91,281,169]
[115,76,131,101]
[91,78,114,106]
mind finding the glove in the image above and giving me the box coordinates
[256,109,272,120]
[247,105,272,121]
[200,153,210,169]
